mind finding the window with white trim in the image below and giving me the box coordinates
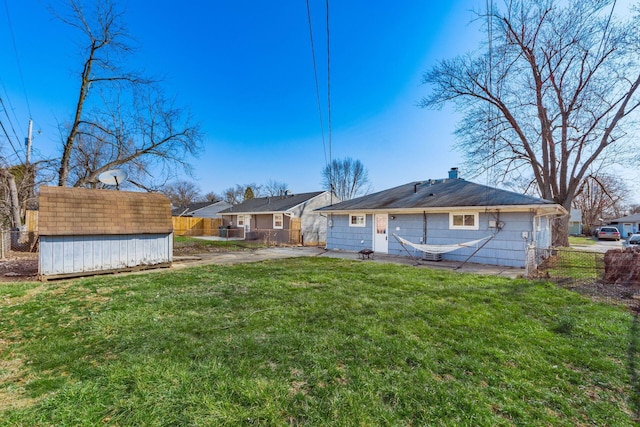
[349,214,366,227]
[237,215,245,227]
[273,213,283,229]
[449,212,479,230]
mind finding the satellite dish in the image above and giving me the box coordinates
[98,169,128,190]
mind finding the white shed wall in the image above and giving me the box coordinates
[39,233,173,276]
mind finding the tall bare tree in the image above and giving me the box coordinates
[161,180,202,207]
[55,0,201,188]
[421,0,640,245]
[264,180,289,197]
[321,157,370,201]
[222,183,263,204]
[573,174,628,235]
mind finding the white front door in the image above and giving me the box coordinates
[374,214,388,253]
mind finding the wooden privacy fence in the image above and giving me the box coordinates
[172,217,222,236]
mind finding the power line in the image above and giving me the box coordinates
[0,97,24,163]
[3,0,32,117]
[325,0,332,169]
[305,0,328,165]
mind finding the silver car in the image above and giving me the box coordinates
[624,234,640,248]
[597,226,621,241]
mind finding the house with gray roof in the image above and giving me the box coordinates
[219,191,338,245]
[607,213,640,237]
[171,200,231,218]
[317,169,565,268]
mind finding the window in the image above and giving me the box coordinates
[237,215,245,227]
[349,214,366,227]
[449,212,479,230]
[273,213,283,229]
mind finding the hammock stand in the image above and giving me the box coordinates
[392,233,496,269]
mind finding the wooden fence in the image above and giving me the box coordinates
[172,217,223,236]
[25,210,38,232]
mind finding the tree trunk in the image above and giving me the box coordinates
[553,199,573,247]
[0,168,22,228]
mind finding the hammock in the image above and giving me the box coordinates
[392,233,493,254]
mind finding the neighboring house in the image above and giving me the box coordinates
[607,213,640,237]
[569,208,583,236]
[219,191,338,244]
[171,200,231,218]
[317,169,565,268]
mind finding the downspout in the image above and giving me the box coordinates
[423,211,427,244]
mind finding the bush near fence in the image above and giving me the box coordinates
[533,247,640,309]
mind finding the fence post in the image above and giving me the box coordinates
[524,243,536,278]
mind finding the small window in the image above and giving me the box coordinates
[350,214,366,227]
[273,213,283,229]
[449,212,479,230]
[237,215,245,227]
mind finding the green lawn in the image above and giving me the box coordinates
[173,235,266,255]
[0,258,636,426]
[569,235,597,246]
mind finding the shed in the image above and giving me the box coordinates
[38,186,173,280]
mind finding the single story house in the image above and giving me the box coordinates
[569,208,583,236]
[317,170,565,268]
[607,213,640,237]
[171,200,231,218]
[219,191,338,245]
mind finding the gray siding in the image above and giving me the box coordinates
[296,192,335,243]
[326,211,548,268]
[326,214,373,252]
[39,233,172,276]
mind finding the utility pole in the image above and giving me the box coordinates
[24,118,32,165]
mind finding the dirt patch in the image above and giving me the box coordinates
[0,254,38,282]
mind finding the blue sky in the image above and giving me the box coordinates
[1,0,487,195]
[0,1,535,195]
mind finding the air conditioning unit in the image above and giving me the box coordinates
[422,252,442,262]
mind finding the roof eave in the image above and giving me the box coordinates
[319,204,566,215]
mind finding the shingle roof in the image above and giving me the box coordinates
[220,191,326,214]
[318,179,558,212]
[609,213,640,223]
[171,201,215,216]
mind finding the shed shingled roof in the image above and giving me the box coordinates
[220,192,326,214]
[317,179,558,212]
[39,186,172,236]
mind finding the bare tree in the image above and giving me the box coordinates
[264,180,289,197]
[0,167,23,228]
[321,157,370,201]
[55,0,201,188]
[222,183,263,204]
[573,174,628,235]
[421,0,640,245]
[202,191,221,203]
[161,180,202,207]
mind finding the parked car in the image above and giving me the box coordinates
[624,234,640,247]
[597,226,621,241]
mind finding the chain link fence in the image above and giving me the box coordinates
[0,229,39,259]
[528,245,640,309]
